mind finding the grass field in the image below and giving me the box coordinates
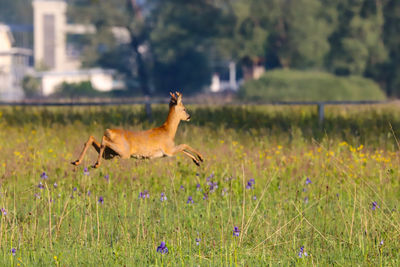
[0,104,399,266]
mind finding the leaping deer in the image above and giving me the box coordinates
[71,92,204,168]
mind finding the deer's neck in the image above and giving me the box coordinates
[163,108,180,139]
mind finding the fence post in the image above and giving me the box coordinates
[144,96,152,122]
[318,102,324,125]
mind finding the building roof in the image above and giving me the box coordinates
[0,23,15,45]
[0,48,33,56]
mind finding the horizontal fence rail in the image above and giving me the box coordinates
[0,99,389,124]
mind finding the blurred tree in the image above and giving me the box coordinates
[326,0,387,76]
[213,0,269,79]
[0,0,32,25]
[68,0,152,95]
[214,0,335,76]
[374,0,400,96]
[265,0,335,69]
[214,1,267,62]
[22,75,41,98]
[69,0,227,95]
[149,0,229,94]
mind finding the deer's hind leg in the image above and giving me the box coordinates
[72,136,101,166]
[92,135,130,168]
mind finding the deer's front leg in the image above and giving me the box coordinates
[176,144,204,162]
[168,144,203,166]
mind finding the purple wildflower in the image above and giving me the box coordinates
[104,174,109,182]
[303,188,307,192]
[203,193,208,200]
[253,195,257,200]
[298,246,308,258]
[83,167,89,176]
[139,190,149,199]
[37,182,44,189]
[187,196,194,204]
[73,187,77,192]
[304,197,309,204]
[40,172,48,179]
[156,242,168,254]
[53,182,58,188]
[1,208,6,215]
[98,196,104,204]
[209,182,218,192]
[196,183,201,191]
[180,185,185,191]
[233,226,240,237]
[305,177,312,185]
[380,240,384,246]
[246,179,255,189]
[87,190,91,196]
[195,238,201,246]
[34,193,40,199]
[160,192,167,202]
[372,201,379,210]
[11,248,16,256]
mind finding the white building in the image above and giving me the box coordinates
[0,24,33,100]
[36,69,115,96]
[32,0,119,96]
[209,61,239,93]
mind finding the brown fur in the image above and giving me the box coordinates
[71,92,204,168]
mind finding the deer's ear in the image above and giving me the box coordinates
[170,92,176,99]
[176,91,182,104]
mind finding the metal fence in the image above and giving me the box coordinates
[0,99,388,124]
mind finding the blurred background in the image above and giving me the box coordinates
[0,0,398,102]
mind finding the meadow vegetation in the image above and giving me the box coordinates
[0,104,399,265]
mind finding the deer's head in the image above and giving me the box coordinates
[169,91,191,121]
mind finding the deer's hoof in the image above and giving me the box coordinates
[71,160,80,166]
[192,159,200,166]
[92,162,100,169]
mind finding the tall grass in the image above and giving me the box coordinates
[0,105,398,265]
